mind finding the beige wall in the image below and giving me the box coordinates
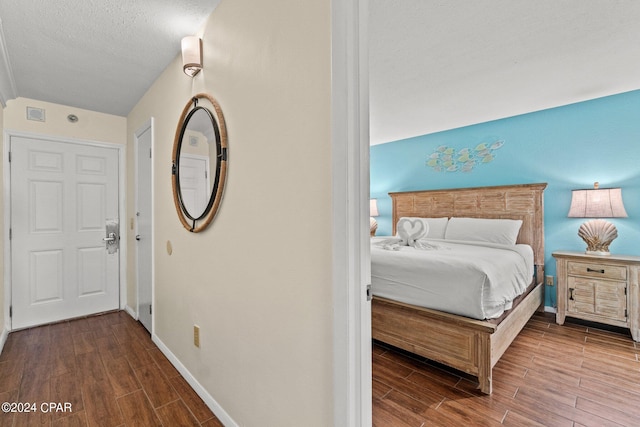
[3,97,126,144]
[127,0,333,425]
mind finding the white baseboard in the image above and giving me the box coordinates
[544,306,557,314]
[124,305,138,320]
[0,326,8,355]
[152,334,237,427]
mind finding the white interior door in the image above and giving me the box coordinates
[10,136,120,329]
[136,123,153,332]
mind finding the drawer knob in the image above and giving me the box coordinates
[587,268,605,274]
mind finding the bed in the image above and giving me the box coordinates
[371,183,546,394]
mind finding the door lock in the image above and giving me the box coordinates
[104,219,119,254]
[103,232,117,243]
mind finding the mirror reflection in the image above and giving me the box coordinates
[179,107,217,219]
[172,93,228,233]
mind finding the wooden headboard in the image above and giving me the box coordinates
[389,183,547,281]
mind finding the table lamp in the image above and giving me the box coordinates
[567,182,627,255]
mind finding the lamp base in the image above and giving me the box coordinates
[585,250,611,256]
[578,219,618,256]
[370,217,378,237]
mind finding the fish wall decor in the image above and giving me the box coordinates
[426,139,504,172]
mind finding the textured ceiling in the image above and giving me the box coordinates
[0,0,220,116]
[2,1,639,136]
[369,0,640,145]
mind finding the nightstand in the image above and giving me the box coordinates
[553,251,640,342]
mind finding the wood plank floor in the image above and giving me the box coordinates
[4,311,639,426]
[0,311,223,427]
[373,312,640,427]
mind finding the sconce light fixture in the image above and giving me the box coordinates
[567,182,627,255]
[181,36,202,77]
[370,199,379,237]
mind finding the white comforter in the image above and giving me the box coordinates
[371,238,534,320]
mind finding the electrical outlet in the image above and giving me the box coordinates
[193,325,200,348]
[545,275,554,286]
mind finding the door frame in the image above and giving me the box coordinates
[331,0,371,425]
[134,119,154,332]
[3,129,127,331]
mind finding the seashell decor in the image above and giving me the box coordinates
[577,219,618,255]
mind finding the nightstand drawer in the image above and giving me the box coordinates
[567,261,627,281]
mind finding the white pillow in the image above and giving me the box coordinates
[444,217,523,245]
[397,217,449,239]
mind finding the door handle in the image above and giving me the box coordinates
[103,232,117,243]
[104,219,119,254]
[569,288,574,301]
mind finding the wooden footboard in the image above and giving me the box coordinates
[372,282,543,394]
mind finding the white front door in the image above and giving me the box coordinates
[10,136,120,329]
[135,122,153,333]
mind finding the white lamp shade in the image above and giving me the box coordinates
[181,36,202,77]
[568,187,627,218]
[370,199,379,217]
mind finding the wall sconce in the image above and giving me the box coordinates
[567,182,628,255]
[370,199,379,237]
[181,36,202,77]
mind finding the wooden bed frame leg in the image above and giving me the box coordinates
[478,334,492,394]
[479,371,492,394]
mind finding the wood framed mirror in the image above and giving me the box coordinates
[172,93,228,232]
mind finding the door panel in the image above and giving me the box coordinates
[78,247,107,295]
[30,250,63,303]
[78,183,106,230]
[31,180,63,231]
[11,136,120,329]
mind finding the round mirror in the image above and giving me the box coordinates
[172,93,228,232]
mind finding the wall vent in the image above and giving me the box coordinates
[26,106,45,122]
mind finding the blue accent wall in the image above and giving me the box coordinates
[370,90,640,308]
